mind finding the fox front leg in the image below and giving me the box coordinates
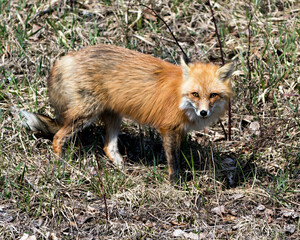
[161,129,184,184]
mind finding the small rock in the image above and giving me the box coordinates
[119,208,126,216]
[257,204,266,211]
[184,200,191,208]
[173,229,201,239]
[20,234,37,240]
[249,121,260,135]
[20,234,30,240]
[86,191,93,200]
[229,209,238,216]
[211,205,226,216]
[282,210,299,219]
[173,229,185,237]
[220,158,236,187]
[184,232,199,240]
[284,224,296,234]
[230,193,244,200]
[265,208,273,216]
[221,158,236,171]
[232,223,240,230]
[50,233,59,240]
[145,220,153,228]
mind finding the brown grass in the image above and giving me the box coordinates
[0,0,299,239]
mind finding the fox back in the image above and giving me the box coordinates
[49,45,181,128]
[20,44,234,183]
[49,44,232,130]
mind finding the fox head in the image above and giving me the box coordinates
[179,57,234,122]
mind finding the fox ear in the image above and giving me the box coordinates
[181,55,190,78]
[217,62,235,81]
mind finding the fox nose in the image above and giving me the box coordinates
[200,110,207,117]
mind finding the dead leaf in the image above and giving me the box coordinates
[265,208,274,216]
[173,229,199,239]
[20,234,29,240]
[143,5,157,21]
[173,229,185,237]
[162,224,171,230]
[86,191,93,200]
[282,209,299,219]
[199,232,209,239]
[240,115,254,129]
[220,158,236,186]
[5,45,10,58]
[75,212,92,225]
[29,24,43,41]
[229,209,238,216]
[50,233,59,240]
[171,220,187,226]
[132,215,140,221]
[230,193,244,200]
[225,214,237,222]
[249,121,260,135]
[253,47,262,58]
[211,205,226,216]
[284,224,296,234]
[145,220,154,228]
[221,158,236,171]
[20,234,37,240]
[0,204,10,211]
[267,216,272,224]
[212,131,226,141]
[257,204,266,211]
[184,232,199,240]
[69,221,76,227]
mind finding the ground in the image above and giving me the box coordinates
[0,0,299,239]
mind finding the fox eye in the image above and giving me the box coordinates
[210,93,218,98]
[191,92,199,98]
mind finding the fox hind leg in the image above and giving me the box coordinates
[53,123,73,157]
[53,116,97,157]
[101,111,123,168]
[52,110,124,168]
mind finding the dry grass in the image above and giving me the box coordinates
[0,0,299,239]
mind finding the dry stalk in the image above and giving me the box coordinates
[207,0,231,140]
[139,3,190,63]
[207,0,225,65]
[247,10,253,92]
[94,130,109,221]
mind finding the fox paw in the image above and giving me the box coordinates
[112,153,124,169]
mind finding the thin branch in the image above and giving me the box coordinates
[207,0,231,140]
[94,130,109,221]
[207,0,225,65]
[245,1,254,117]
[228,100,232,140]
[218,119,228,140]
[247,14,253,84]
[96,157,109,221]
[140,3,190,63]
[125,0,133,46]
[24,177,38,192]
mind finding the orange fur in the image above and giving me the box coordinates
[49,45,188,129]
[21,43,234,183]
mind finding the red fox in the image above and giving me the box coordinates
[19,44,234,183]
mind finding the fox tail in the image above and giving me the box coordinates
[12,107,60,137]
